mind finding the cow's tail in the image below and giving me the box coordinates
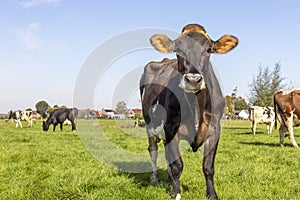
[139,73,145,102]
[274,95,278,130]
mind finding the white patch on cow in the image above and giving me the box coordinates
[280,110,299,148]
[175,193,181,200]
[63,119,72,125]
[152,102,158,113]
[16,119,22,128]
[141,88,145,103]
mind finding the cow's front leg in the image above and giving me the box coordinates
[60,123,63,131]
[203,125,220,200]
[165,133,182,199]
[53,123,57,132]
[147,134,159,183]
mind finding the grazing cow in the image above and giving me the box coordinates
[140,24,238,199]
[248,106,275,135]
[8,110,33,128]
[43,108,78,132]
[274,90,300,147]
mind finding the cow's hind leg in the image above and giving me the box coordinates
[287,114,298,148]
[147,135,159,183]
[251,121,256,135]
[289,134,298,148]
[60,123,63,131]
[269,121,274,134]
[165,134,182,199]
[28,119,33,128]
[71,120,76,131]
[279,125,285,147]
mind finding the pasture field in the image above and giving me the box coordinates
[0,119,300,199]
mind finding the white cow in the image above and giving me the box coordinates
[248,106,275,135]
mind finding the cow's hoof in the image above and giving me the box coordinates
[150,174,158,184]
[171,193,181,200]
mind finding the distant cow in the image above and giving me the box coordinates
[134,118,146,128]
[248,106,275,135]
[140,24,238,199]
[8,110,33,128]
[274,90,300,147]
[43,108,78,132]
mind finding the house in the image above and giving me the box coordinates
[238,109,249,120]
[99,108,117,119]
[128,108,143,119]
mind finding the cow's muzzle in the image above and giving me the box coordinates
[179,73,206,93]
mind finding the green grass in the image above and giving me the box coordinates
[0,119,300,199]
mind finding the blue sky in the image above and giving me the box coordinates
[1,0,299,113]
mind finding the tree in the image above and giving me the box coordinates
[115,101,128,116]
[235,97,248,110]
[248,61,287,106]
[35,100,50,119]
[225,87,248,117]
[230,87,237,113]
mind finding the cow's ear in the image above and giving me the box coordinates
[212,34,238,54]
[150,34,175,53]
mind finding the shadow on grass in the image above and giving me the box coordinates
[114,161,191,193]
[223,128,269,135]
[222,127,250,130]
[240,141,295,148]
[113,161,168,184]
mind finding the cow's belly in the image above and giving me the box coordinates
[258,118,273,124]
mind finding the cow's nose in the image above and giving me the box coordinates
[185,74,203,84]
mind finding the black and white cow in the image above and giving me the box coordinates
[43,108,78,132]
[8,110,33,128]
[248,106,275,135]
[140,24,238,199]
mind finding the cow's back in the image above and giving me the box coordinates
[50,108,68,123]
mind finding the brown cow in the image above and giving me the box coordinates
[274,90,300,147]
[140,24,238,199]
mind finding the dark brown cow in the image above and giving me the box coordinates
[140,24,238,199]
[43,108,78,132]
[274,90,300,147]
